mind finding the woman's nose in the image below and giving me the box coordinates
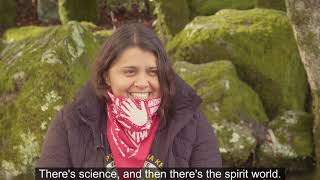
[133,75,149,89]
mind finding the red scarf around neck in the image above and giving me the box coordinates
[106,91,161,168]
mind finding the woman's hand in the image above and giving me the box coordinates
[120,99,149,126]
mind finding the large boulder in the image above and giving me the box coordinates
[187,0,256,17]
[0,0,16,30]
[167,9,308,119]
[174,61,269,166]
[58,0,99,24]
[0,22,100,178]
[153,0,190,44]
[256,111,314,171]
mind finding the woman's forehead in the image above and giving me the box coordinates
[113,47,158,67]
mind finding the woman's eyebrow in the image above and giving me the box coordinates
[121,66,157,69]
[148,66,158,69]
[121,66,137,69]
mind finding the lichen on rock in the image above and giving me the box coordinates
[256,111,314,171]
[213,120,257,166]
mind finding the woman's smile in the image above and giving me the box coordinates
[128,92,151,99]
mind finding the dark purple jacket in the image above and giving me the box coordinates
[37,76,222,168]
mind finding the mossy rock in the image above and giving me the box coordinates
[93,29,113,45]
[79,21,98,31]
[213,121,257,167]
[0,0,16,30]
[0,21,100,177]
[256,0,286,11]
[167,9,308,119]
[58,0,99,24]
[2,26,53,43]
[256,111,314,171]
[174,61,269,166]
[154,0,190,44]
[187,0,256,17]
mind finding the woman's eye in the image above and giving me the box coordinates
[149,70,158,76]
[124,70,135,76]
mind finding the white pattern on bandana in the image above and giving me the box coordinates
[107,91,161,158]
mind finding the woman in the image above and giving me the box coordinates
[38,23,221,171]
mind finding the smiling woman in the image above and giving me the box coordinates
[37,23,222,176]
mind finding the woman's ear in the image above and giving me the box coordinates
[103,72,110,86]
[105,77,110,86]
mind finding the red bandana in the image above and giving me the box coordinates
[106,91,161,168]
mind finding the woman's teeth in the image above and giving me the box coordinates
[130,92,149,99]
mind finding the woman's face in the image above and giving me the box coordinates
[106,47,161,99]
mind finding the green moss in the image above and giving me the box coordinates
[0,0,16,30]
[3,26,53,42]
[187,0,256,17]
[174,61,268,166]
[79,21,98,31]
[154,0,190,44]
[93,29,113,45]
[256,111,314,171]
[174,60,269,124]
[256,0,286,11]
[167,9,308,119]
[0,22,100,177]
[58,0,99,24]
